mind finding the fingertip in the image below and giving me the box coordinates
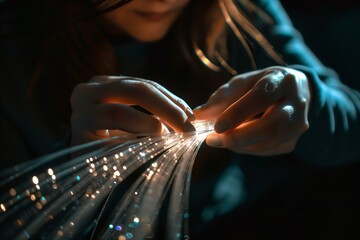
[206,133,223,147]
[184,121,196,132]
[214,119,230,133]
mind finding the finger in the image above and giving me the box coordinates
[142,80,196,121]
[214,71,286,133]
[207,101,307,152]
[82,80,195,132]
[206,115,277,149]
[193,70,265,119]
[89,76,196,121]
[193,83,233,120]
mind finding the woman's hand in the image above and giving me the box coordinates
[194,67,311,156]
[70,76,195,145]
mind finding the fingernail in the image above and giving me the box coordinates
[186,107,196,121]
[207,135,223,147]
[215,120,230,133]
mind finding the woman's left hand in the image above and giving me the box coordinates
[194,66,311,156]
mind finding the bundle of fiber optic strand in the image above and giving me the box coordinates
[0,120,214,240]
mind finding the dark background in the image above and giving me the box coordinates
[283,0,360,90]
[277,0,359,238]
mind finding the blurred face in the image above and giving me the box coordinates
[102,0,190,42]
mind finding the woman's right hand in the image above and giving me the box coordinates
[70,76,195,145]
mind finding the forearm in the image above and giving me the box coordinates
[254,0,360,165]
[293,65,360,166]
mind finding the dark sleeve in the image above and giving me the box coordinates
[252,0,360,166]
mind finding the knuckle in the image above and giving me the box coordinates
[280,105,295,121]
[301,121,310,132]
[264,66,287,75]
[127,81,153,97]
[298,97,309,110]
[253,79,275,98]
[282,73,297,89]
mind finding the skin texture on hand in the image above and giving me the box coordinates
[70,76,195,145]
[194,66,311,156]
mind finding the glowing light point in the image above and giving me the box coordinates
[126,232,133,239]
[0,120,214,239]
[57,230,63,237]
[30,194,36,201]
[32,176,39,185]
[48,168,54,175]
[35,202,42,209]
[9,188,16,196]
[133,217,140,226]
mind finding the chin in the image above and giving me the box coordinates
[129,29,168,42]
[132,31,168,42]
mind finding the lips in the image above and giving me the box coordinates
[134,10,172,21]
